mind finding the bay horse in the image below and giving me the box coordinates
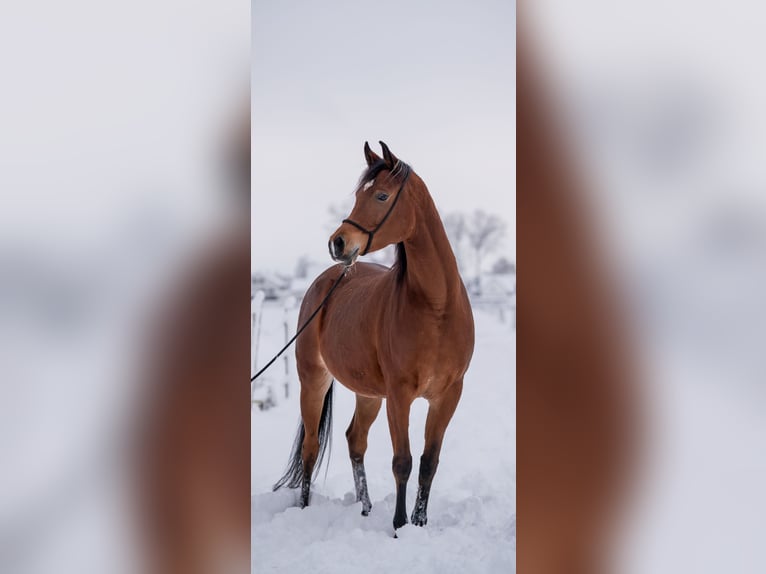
[517,29,638,573]
[273,141,475,532]
[137,107,250,574]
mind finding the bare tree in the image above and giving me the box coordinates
[444,212,468,275]
[465,210,506,279]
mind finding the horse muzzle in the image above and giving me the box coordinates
[328,234,360,266]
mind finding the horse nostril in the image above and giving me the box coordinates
[333,236,345,257]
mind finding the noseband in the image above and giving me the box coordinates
[342,163,411,256]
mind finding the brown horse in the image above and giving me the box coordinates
[137,107,250,574]
[273,141,475,532]
[517,30,638,573]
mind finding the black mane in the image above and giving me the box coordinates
[358,159,411,187]
[395,242,407,280]
[357,159,412,280]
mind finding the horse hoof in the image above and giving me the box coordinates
[411,509,427,526]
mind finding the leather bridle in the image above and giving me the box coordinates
[342,163,411,255]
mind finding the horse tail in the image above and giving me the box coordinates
[272,381,334,491]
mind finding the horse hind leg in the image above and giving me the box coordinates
[411,378,463,527]
[273,352,334,508]
[273,283,337,508]
[297,370,334,508]
[345,394,382,515]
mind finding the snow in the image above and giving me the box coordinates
[251,302,516,573]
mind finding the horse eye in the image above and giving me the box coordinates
[376,193,389,202]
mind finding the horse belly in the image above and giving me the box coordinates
[318,331,385,397]
[390,318,474,397]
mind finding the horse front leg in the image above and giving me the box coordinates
[411,379,463,527]
[386,392,414,531]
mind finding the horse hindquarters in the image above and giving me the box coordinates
[271,271,341,505]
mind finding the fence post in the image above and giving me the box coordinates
[252,291,265,410]
[283,296,296,399]
[251,290,265,376]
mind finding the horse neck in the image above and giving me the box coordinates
[395,187,462,310]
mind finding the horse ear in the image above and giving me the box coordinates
[379,141,398,168]
[364,141,382,167]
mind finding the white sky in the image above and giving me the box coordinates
[252,0,516,273]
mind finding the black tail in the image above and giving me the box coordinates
[272,382,334,491]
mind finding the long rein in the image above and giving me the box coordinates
[250,165,410,383]
[250,266,347,382]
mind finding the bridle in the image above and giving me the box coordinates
[342,162,411,255]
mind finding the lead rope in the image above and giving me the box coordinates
[250,267,348,382]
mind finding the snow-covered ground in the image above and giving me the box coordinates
[251,301,516,573]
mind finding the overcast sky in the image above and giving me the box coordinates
[252,0,516,273]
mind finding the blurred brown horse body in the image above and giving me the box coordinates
[518,38,637,573]
[273,142,475,532]
[138,114,250,574]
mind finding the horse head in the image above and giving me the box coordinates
[329,141,416,266]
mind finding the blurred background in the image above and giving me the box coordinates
[523,1,766,572]
[0,1,249,573]
[4,0,766,571]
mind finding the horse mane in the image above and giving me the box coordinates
[358,159,412,280]
[358,159,411,187]
[395,242,407,279]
